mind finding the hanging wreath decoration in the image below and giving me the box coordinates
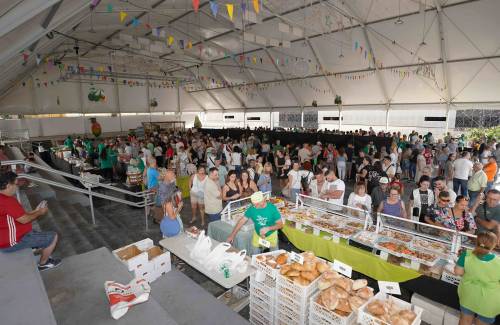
[88,86,106,102]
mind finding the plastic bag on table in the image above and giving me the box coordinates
[104,279,151,320]
[204,242,232,270]
[220,250,247,273]
[189,230,212,260]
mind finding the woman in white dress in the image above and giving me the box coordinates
[189,166,207,226]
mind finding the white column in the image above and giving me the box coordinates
[243,111,247,128]
[301,109,304,128]
[444,102,451,134]
[110,54,122,132]
[146,75,152,123]
[338,104,343,131]
[177,82,181,121]
[385,104,390,131]
[269,111,272,129]
[76,56,86,136]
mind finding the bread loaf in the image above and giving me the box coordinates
[300,271,316,281]
[319,288,339,311]
[280,265,291,275]
[291,262,304,271]
[352,279,368,290]
[335,298,352,314]
[367,300,386,316]
[348,296,365,311]
[286,270,300,277]
[275,253,288,265]
[316,262,329,273]
[356,287,374,300]
[294,277,311,286]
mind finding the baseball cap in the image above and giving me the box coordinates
[379,177,389,184]
[251,191,265,204]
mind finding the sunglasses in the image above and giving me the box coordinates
[440,199,450,203]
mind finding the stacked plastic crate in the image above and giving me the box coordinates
[275,272,321,325]
[249,250,287,325]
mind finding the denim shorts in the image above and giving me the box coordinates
[1,231,56,253]
[460,305,496,324]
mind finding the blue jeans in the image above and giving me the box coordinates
[468,190,480,207]
[460,305,496,324]
[409,162,416,179]
[453,178,468,196]
[207,212,221,223]
[486,181,494,192]
[290,189,301,202]
[1,231,56,252]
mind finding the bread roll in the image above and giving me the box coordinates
[300,271,316,281]
[266,260,278,268]
[332,278,353,292]
[348,296,365,311]
[322,270,341,280]
[291,262,305,271]
[335,298,352,314]
[286,270,300,277]
[319,289,339,311]
[398,310,417,322]
[303,261,316,272]
[367,300,386,316]
[301,251,316,262]
[318,279,334,290]
[316,262,329,273]
[390,316,411,325]
[332,286,349,299]
[256,255,265,262]
[356,287,374,300]
[352,279,368,290]
[276,253,288,265]
[280,265,291,275]
[294,277,311,286]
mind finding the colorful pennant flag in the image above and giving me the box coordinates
[187,41,193,49]
[35,54,41,65]
[106,4,113,13]
[152,28,160,37]
[168,36,174,46]
[241,2,247,14]
[226,4,234,21]
[119,11,127,23]
[210,1,218,17]
[192,0,200,12]
[253,0,260,14]
[131,18,139,27]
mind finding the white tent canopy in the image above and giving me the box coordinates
[0,0,498,135]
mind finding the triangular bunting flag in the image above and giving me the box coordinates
[132,18,139,27]
[241,2,247,14]
[226,4,234,21]
[187,41,193,49]
[192,0,200,12]
[106,4,113,13]
[253,0,260,14]
[152,28,159,37]
[36,54,41,65]
[168,36,174,46]
[210,1,218,17]
[119,11,127,23]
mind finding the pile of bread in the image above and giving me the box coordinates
[278,252,331,287]
[316,271,374,317]
[366,299,417,325]
[254,251,289,269]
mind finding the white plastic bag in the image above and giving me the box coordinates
[204,242,231,270]
[189,230,212,260]
[104,279,151,320]
[222,250,247,272]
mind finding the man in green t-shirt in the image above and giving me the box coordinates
[227,191,283,252]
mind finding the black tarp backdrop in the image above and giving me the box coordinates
[200,129,393,152]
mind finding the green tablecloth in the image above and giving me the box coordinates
[282,225,421,283]
[207,220,257,255]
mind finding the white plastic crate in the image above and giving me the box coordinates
[309,291,359,325]
[276,272,320,302]
[250,301,274,322]
[276,303,308,325]
[276,291,309,315]
[251,285,275,306]
[357,292,423,325]
[112,238,154,271]
[251,250,288,279]
[250,273,276,298]
[250,309,273,325]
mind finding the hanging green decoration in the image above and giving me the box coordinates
[88,86,106,102]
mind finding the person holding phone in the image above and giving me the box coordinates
[227,191,283,254]
[0,172,61,271]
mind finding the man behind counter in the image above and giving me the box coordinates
[227,191,283,253]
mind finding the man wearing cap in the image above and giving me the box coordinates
[371,177,389,214]
[227,191,283,253]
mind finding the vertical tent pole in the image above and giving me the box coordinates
[110,54,123,133]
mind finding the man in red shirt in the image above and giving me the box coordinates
[0,172,61,271]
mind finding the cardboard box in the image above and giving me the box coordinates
[147,246,171,273]
[112,238,154,271]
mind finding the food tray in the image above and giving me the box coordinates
[357,292,423,325]
[374,237,411,257]
[311,220,360,239]
[251,250,288,279]
[350,230,379,246]
[411,238,451,256]
[401,248,441,267]
[379,230,414,243]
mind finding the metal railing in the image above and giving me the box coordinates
[1,160,155,231]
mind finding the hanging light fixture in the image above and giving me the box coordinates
[420,0,427,45]
[395,0,404,25]
[339,47,344,59]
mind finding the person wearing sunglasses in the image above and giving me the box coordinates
[425,191,453,228]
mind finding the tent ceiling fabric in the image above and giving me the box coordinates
[0,0,500,113]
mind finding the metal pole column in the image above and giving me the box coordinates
[338,104,342,131]
[444,102,451,134]
[88,187,95,225]
[110,54,123,133]
[144,196,149,231]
